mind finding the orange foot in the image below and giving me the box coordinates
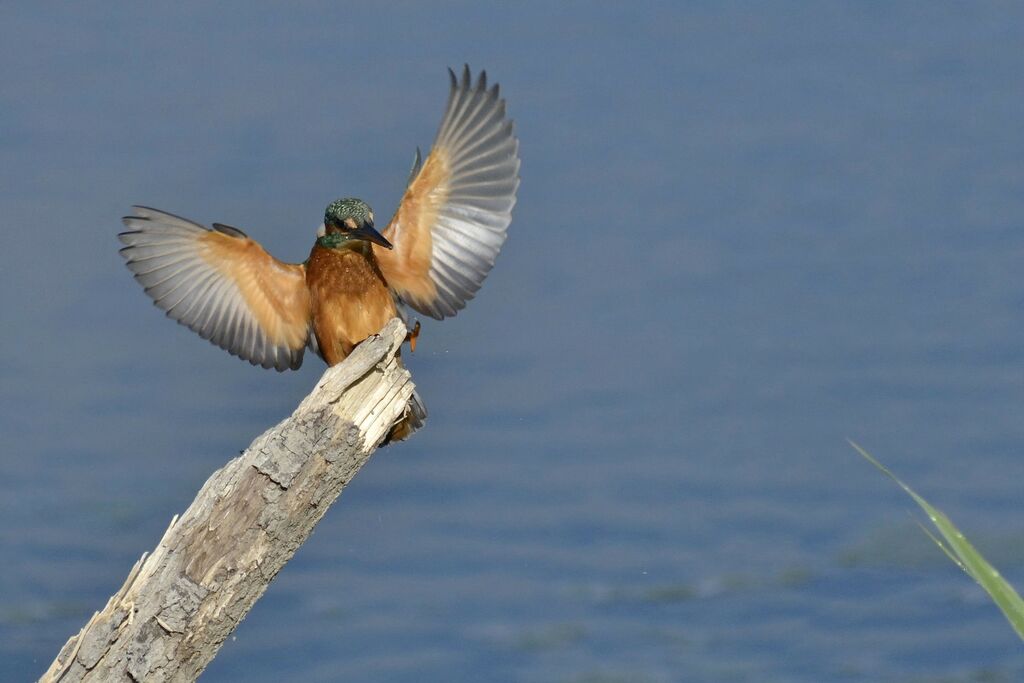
[407,320,421,353]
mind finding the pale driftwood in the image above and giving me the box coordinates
[41,318,416,683]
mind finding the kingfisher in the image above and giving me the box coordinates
[118,66,520,440]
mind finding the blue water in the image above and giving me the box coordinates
[3,3,1024,681]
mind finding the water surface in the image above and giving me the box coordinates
[2,4,1024,681]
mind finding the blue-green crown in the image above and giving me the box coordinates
[325,198,372,226]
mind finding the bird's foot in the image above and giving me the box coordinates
[406,320,421,353]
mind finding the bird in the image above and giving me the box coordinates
[118,66,520,441]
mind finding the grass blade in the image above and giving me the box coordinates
[851,440,1024,641]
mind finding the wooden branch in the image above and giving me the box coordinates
[41,318,415,683]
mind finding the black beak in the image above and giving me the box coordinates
[351,221,393,249]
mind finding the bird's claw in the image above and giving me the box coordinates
[406,320,421,353]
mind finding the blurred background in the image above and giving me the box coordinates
[3,3,1024,681]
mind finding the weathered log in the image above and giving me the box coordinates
[41,318,415,683]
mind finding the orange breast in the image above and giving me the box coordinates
[306,244,397,365]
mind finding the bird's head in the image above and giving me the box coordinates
[319,197,392,249]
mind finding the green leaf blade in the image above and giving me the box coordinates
[852,441,1024,641]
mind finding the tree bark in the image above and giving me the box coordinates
[41,318,415,683]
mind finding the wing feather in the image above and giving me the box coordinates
[119,206,312,371]
[376,66,520,319]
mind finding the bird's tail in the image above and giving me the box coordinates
[384,388,427,444]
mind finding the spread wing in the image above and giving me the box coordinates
[375,65,520,319]
[118,206,312,371]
